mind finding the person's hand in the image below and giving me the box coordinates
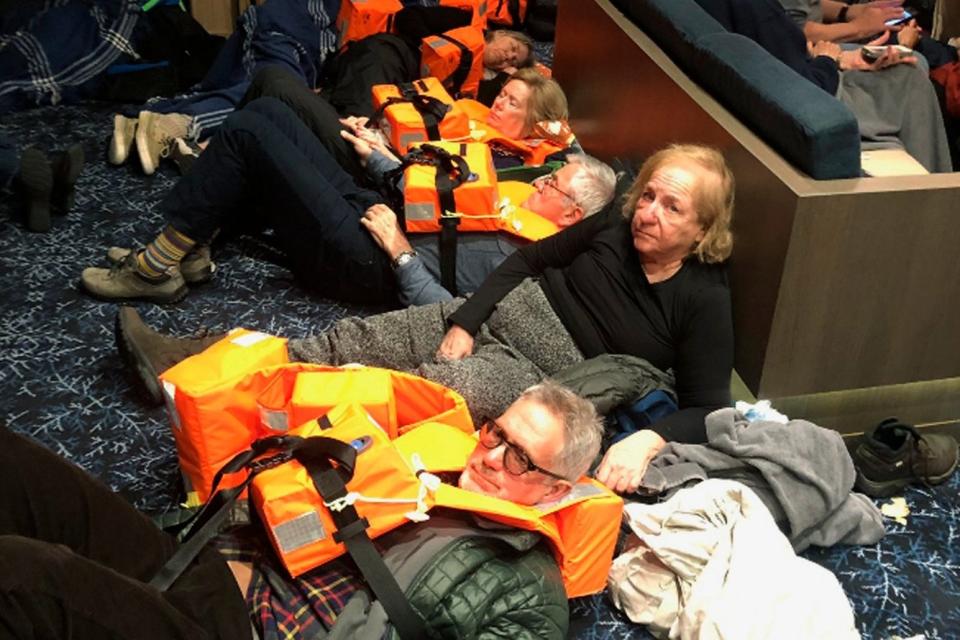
[595,430,667,494]
[436,325,474,361]
[897,19,921,50]
[339,115,370,136]
[340,129,376,165]
[839,45,917,71]
[848,3,908,37]
[360,204,413,259]
[808,40,842,62]
[340,128,398,166]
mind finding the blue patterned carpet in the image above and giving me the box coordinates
[1,103,958,640]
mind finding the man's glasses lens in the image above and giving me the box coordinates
[480,420,533,476]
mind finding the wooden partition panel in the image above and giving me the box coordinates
[553,0,960,400]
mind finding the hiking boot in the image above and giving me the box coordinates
[135,111,191,175]
[115,306,227,406]
[50,143,85,213]
[167,137,202,175]
[16,147,53,233]
[108,114,138,165]
[852,418,960,498]
[81,253,188,304]
[106,245,215,284]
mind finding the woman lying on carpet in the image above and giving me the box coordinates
[115,143,736,494]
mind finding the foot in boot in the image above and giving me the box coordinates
[50,144,85,214]
[16,147,53,232]
[81,253,188,304]
[108,114,137,165]
[106,245,215,284]
[115,306,227,405]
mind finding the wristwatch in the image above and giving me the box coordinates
[837,4,850,22]
[392,250,418,269]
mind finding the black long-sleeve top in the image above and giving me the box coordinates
[448,206,734,444]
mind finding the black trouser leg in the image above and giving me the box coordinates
[0,427,250,640]
[163,98,396,303]
[240,65,367,182]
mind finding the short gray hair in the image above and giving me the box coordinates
[566,154,617,217]
[520,380,603,481]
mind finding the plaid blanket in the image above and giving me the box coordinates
[0,0,142,114]
[216,525,365,640]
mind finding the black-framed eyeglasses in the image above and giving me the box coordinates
[535,170,577,204]
[477,419,568,481]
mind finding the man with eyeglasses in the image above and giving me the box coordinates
[357,153,617,307]
[459,380,603,505]
[0,380,605,639]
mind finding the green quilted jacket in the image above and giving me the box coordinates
[329,511,570,640]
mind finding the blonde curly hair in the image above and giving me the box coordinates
[622,144,735,263]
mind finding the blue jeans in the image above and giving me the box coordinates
[161,97,396,304]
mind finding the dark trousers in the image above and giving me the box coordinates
[0,426,250,640]
[240,65,369,183]
[161,97,397,304]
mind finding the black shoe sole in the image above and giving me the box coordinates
[115,309,164,407]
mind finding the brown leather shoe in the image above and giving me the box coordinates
[115,306,226,405]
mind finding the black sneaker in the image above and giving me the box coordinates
[852,418,959,497]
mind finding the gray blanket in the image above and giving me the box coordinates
[838,62,953,173]
[639,408,885,552]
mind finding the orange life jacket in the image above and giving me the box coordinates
[335,0,402,49]
[371,77,471,152]
[439,0,488,27]
[404,158,558,242]
[456,98,568,166]
[402,141,499,231]
[420,25,485,98]
[486,0,527,27]
[159,336,472,502]
[249,406,623,598]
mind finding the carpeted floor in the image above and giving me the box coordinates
[1,103,958,640]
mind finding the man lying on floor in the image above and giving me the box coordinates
[0,381,602,639]
[81,96,615,307]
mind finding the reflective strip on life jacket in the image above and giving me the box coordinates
[335,0,402,50]
[420,25,485,98]
[371,77,471,152]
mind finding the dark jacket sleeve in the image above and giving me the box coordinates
[694,0,840,95]
[648,280,734,444]
[447,207,616,335]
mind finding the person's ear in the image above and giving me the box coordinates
[541,479,573,503]
[560,205,584,227]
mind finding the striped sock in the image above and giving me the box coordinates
[136,225,196,279]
